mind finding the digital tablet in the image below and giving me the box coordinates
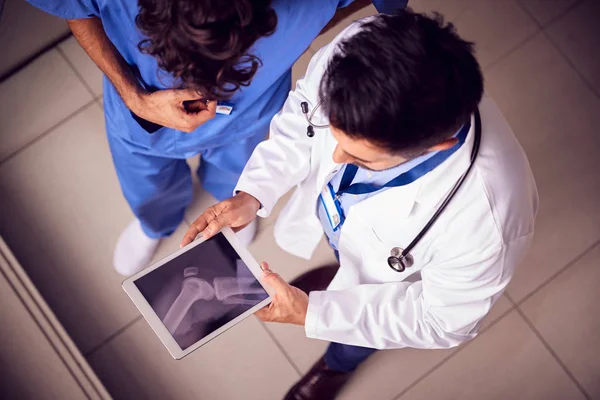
[122,227,272,359]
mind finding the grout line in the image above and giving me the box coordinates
[516,0,598,102]
[0,260,96,400]
[391,239,598,400]
[390,306,517,400]
[517,0,544,29]
[540,0,586,29]
[542,30,600,101]
[55,45,99,100]
[84,315,143,358]
[256,320,303,377]
[513,239,600,307]
[0,32,73,83]
[504,291,517,306]
[0,99,98,168]
[484,29,541,73]
[95,95,104,111]
[514,307,592,400]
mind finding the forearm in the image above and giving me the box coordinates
[67,18,143,109]
[306,282,472,350]
[305,246,513,349]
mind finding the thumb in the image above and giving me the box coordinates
[260,263,288,292]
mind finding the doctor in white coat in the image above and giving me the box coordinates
[182,10,538,400]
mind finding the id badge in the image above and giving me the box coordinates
[216,101,235,115]
[319,183,344,231]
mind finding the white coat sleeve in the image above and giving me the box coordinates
[234,46,333,218]
[305,234,533,349]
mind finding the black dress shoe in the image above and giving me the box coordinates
[289,264,340,295]
[284,356,351,400]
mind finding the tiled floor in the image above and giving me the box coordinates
[0,1,599,399]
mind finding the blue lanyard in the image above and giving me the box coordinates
[335,120,471,197]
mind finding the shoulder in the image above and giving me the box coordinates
[472,95,539,243]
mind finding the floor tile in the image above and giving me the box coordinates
[452,0,539,69]
[0,104,139,354]
[520,243,600,398]
[409,0,472,21]
[519,0,579,26]
[87,316,299,400]
[0,0,69,76]
[398,311,586,400]
[547,0,600,95]
[0,273,90,400]
[485,33,600,302]
[411,0,539,68]
[312,0,538,70]
[310,4,378,52]
[59,36,104,97]
[0,49,94,162]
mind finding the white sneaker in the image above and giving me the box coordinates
[235,219,258,247]
[113,220,161,276]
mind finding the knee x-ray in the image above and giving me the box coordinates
[134,234,269,350]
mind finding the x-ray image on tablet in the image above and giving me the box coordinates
[123,228,271,359]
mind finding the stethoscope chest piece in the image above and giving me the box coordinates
[387,247,414,272]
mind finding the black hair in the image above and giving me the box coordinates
[319,9,484,155]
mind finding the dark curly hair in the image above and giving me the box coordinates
[136,0,277,100]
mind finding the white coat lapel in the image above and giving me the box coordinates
[315,131,343,192]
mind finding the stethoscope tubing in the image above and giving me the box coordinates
[301,100,482,273]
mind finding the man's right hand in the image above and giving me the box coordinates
[128,89,217,133]
[181,192,261,248]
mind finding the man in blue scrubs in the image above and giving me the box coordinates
[26,0,409,275]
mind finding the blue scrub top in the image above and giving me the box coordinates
[28,0,354,157]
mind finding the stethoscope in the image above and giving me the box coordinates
[301,100,482,272]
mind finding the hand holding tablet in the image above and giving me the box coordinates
[255,263,309,326]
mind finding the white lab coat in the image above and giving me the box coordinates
[235,20,538,350]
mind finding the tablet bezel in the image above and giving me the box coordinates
[122,227,273,359]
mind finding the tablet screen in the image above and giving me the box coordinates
[134,233,269,350]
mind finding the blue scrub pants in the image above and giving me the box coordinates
[325,342,378,372]
[106,130,266,239]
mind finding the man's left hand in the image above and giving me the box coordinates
[255,262,309,326]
